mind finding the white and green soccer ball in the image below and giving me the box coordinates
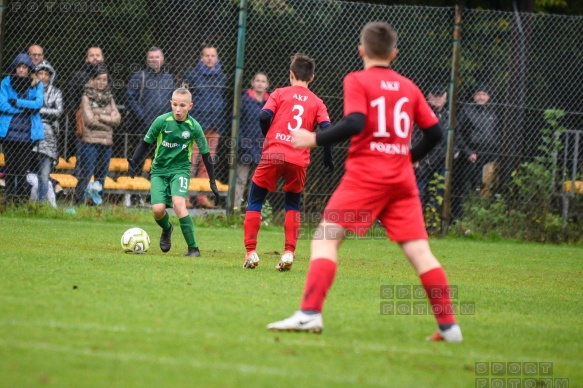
[121,227,150,254]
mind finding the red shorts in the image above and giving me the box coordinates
[323,176,428,242]
[252,160,306,193]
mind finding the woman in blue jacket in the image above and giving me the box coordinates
[0,53,44,203]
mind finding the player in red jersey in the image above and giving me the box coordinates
[243,53,333,271]
[267,22,462,342]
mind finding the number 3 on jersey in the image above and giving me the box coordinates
[287,104,304,132]
[371,96,410,139]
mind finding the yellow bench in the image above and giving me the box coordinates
[52,157,152,172]
[109,158,152,172]
[564,180,583,194]
[49,173,228,194]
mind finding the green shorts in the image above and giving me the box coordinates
[150,173,190,207]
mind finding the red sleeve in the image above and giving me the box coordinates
[263,88,279,113]
[414,86,439,129]
[343,73,367,116]
[316,98,331,125]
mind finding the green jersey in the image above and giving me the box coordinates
[144,112,209,176]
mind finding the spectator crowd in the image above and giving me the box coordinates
[0,42,501,226]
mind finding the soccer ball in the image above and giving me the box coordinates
[121,227,150,254]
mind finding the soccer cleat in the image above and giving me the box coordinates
[275,250,294,272]
[243,251,260,269]
[427,324,463,342]
[159,224,173,253]
[267,310,323,333]
[184,247,201,257]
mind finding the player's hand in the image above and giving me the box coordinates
[210,180,220,206]
[291,129,317,149]
[127,159,138,178]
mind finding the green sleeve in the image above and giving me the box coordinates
[193,121,210,154]
[144,116,164,144]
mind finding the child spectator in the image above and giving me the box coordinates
[33,60,63,204]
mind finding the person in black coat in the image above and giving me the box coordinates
[451,83,499,220]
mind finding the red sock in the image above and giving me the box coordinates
[300,258,337,312]
[244,211,261,253]
[419,267,457,325]
[284,210,300,252]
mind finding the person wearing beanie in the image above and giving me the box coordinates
[452,82,499,220]
[413,84,451,215]
[0,53,44,204]
[74,63,120,205]
[33,60,63,204]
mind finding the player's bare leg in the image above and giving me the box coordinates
[400,240,462,342]
[267,222,344,332]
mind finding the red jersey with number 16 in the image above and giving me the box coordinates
[262,85,330,167]
[343,67,438,187]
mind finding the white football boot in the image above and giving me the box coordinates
[276,250,294,272]
[427,324,463,342]
[243,251,260,269]
[267,311,323,333]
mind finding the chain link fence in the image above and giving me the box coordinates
[1,0,582,238]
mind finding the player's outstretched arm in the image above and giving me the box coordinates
[128,140,152,178]
[292,113,365,149]
[315,113,365,146]
[201,153,220,206]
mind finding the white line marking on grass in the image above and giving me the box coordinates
[0,339,371,385]
[1,319,580,367]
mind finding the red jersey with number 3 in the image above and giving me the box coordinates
[343,67,438,186]
[262,85,330,167]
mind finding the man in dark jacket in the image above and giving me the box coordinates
[66,47,104,113]
[415,85,450,211]
[124,47,175,206]
[125,47,174,134]
[452,83,499,219]
[182,45,227,208]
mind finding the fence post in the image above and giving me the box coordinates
[441,4,462,234]
[227,0,248,216]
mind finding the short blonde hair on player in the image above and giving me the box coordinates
[173,87,192,100]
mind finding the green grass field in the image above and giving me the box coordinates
[1,214,582,387]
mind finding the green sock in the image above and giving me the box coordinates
[155,211,171,231]
[179,215,197,248]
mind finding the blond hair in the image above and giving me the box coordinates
[174,87,191,97]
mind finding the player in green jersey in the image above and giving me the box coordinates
[128,87,220,257]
